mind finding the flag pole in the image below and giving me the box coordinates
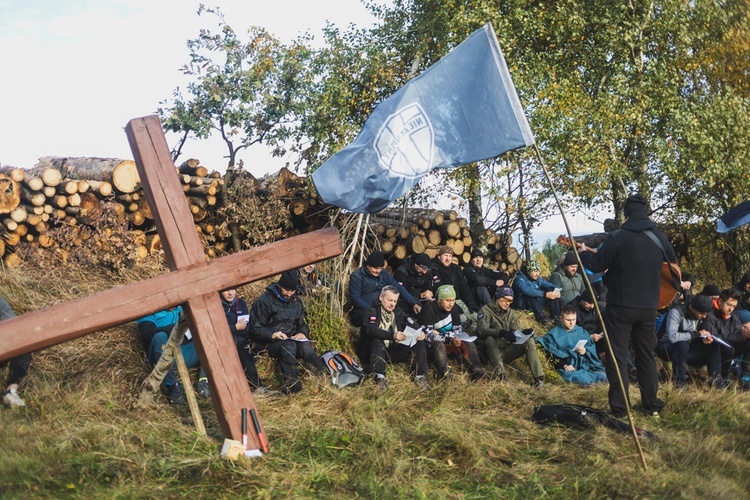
[530,144,648,471]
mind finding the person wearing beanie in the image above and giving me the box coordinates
[700,284,721,299]
[512,259,561,323]
[701,288,750,387]
[476,287,545,387]
[349,251,420,326]
[578,193,676,418]
[249,270,326,394]
[359,285,429,391]
[417,285,486,382]
[550,251,586,306]
[463,248,510,307]
[432,246,481,325]
[393,253,439,313]
[654,294,723,389]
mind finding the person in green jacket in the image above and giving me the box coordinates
[549,251,585,306]
[477,287,545,387]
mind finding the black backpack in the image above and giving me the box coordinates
[320,350,365,388]
[532,404,655,439]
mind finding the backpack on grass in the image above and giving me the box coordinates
[532,404,655,440]
[320,350,365,388]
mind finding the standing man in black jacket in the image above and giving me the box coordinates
[578,194,677,418]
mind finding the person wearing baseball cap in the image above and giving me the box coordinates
[476,287,545,387]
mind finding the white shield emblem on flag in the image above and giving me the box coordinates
[374,103,434,179]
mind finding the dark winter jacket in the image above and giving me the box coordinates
[431,259,481,312]
[250,283,309,344]
[393,256,439,300]
[571,299,602,335]
[701,303,744,344]
[221,296,251,347]
[579,211,677,310]
[732,271,750,311]
[463,263,509,295]
[349,265,418,312]
[360,305,414,342]
[417,300,462,334]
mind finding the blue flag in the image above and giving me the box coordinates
[311,23,535,214]
[717,200,750,233]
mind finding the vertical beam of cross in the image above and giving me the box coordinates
[125,116,261,445]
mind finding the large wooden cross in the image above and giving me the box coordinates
[0,115,343,448]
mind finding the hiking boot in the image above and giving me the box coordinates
[375,376,388,391]
[164,383,186,405]
[740,376,750,391]
[532,377,545,389]
[196,378,211,399]
[255,385,282,397]
[415,375,430,391]
[3,389,25,408]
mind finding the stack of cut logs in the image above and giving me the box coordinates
[371,208,522,274]
[0,156,522,276]
[0,157,343,267]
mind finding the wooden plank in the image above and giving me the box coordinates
[125,116,204,270]
[0,227,341,361]
[185,293,260,445]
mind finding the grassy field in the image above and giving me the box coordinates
[1,265,748,499]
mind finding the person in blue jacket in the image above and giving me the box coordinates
[348,251,421,326]
[512,259,561,323]
[136,306,207,404]
[536,305,607,386]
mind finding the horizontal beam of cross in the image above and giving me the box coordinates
[0,227,342,361]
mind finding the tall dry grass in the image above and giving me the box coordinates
[0,263,748,498]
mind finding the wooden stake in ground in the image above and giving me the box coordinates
[0,115,343,448]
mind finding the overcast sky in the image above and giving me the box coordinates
[0,0,377,174]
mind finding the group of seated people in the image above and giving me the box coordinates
[348,247,750,392]
[5,247,750,407]
[137,267,327,404]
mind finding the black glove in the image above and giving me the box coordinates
[499,330,516,342]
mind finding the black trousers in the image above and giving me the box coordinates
[1,353,31,386]
[264,339,325,393]
[604,305,664,414]
[368,338,427,378]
